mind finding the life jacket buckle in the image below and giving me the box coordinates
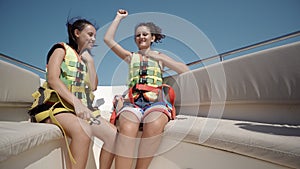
[139,69,148,75]
[139,77,148,84]
[140,61,148,67]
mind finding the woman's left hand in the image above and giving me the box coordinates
[139,49,160,61]
[81,50,93,64]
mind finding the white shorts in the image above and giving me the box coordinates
[117,102,172,122]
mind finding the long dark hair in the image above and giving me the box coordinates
[66,17,96,51]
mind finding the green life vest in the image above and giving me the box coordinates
[46,42,94,108]
[128,52,163,101]
[110,52,177,124]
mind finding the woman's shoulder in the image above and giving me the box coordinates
[46,42,67,63]
[49,42,67,51]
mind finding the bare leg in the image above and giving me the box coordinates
[48,113,91,169]
[88,117,117,169]
[89,117,117,151]
[115,111,140,169]
[100,149,115,169]
[135,112,168,169]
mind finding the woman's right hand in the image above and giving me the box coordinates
[113,95,124,112]
[116,9,128,19]
[73,99,92,120]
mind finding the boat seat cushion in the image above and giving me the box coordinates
[165,41,300,125]
[169,41,300,106]
[0,60,40,121]
[0,60,40,103]
[0,121,63,162]
[162,115,300,169]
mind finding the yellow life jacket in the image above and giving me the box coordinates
[128,52,163,101]
[46,42,94,108]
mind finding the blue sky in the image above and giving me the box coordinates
[0,0,300,85]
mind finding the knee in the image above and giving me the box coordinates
[143,120,166,136]
[68,124,91,143]
[76,129,91,144]
[119,122,139,137]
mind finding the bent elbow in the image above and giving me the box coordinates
[92,85,97,91]
[103,37,111,46]
[47,77,56,89]
[103,37,108,44]
[103,38,116,49]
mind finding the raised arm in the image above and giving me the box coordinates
[104,9,132,62]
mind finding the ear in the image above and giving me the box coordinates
[74,29,80,38]
[151,35,156,42]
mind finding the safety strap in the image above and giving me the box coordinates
[50,106,77,164]
[130,84,176,119]
[110,84,176,124]
[31,84,101,164]
[110,109,117,124]
[67,85,85,92]
[161,84,176,119]
[32,86,77,164]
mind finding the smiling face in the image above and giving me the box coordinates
[75,24,96,51]
[134,26,155,50]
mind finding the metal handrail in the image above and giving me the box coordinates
[1,30,300,75]
[187,30,300,67]
[0,53,45,73]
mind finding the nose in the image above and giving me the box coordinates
[92,36,96,41]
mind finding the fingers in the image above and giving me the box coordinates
[81,50,93,63]
[77,112,89,120]
[138,49,148,57]
[118,9,127,14]
[139,49,159,60]
[78,41,93,56]
[118,9,128,16]
[76,108,92,120]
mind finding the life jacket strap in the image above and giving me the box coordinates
[130,84,176,119]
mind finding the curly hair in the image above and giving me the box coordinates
[135,22,166,44]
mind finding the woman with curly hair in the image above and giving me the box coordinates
[104,9,189,169]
